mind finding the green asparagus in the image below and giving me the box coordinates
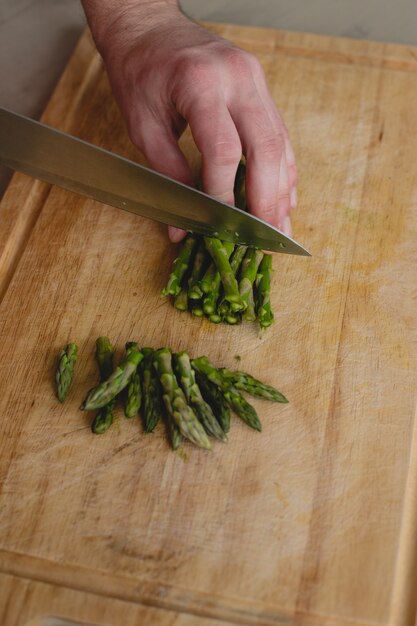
[242,287,256,322]
[204,237,245,311]
[194,370,231,433]
[255,253,274,328]
[174,352,227,441]
[81,344,143,411]
[188,239,209,300]
[219,369,288,402]
[234,160,247,211]
[174,288,188,311]
[55,342,78,403]
[217,245,248,320]
[124,370,142,418]
[191,356,261,431]
[140,348,165,433]
[91,336,116,434]
[202,241,235,314]
[162,233,197,297]
[238,248,264,310]
[153,348,212,449]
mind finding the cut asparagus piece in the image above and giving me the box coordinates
[242,287,256,322]
[81,344,143,411]
[191,356,261,431]
[153,348,212,450]
[188,238,209,300]
[174,352,227,441]
[166,414,184,450]
[204,237,245,310]
[124,370,142,418]
[55,342,78,403]
[217,245,248,320]
[219,369,288,402]
[92,404,115,434]
[139,348,165,433]
[238,248,264,310]
[174,288,188,311]
[194,370,231,433]
[162,233,197,297]
[202,241,235,314]
[91,336,116,434]
[255,253,274,328]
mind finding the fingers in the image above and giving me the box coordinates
[130,116,194,186]
[247,60,298,217]
[229,101,289,231]
[181,100,242,205]
[130,116,192,242]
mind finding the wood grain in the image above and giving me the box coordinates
[0,24,416,626]
[0,571,235,626]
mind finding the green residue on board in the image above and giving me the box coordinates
[176,447,189,463]
[341,204,359,224]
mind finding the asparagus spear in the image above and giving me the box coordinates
[153,348,212,450]
[255,253,274,328]
[174,352,227,441]
[81,344,143,411]
[91,336,116,434]
[242,287,256,322]
[238,248,264,310]
[55,342,78,403]
[92,404,115,434]
[224,311,241,325]
[174,288,188,311]
[219,369,288,402]
[191,356,261,431]
[202,241,235,314]
[188,238,209,300]
[204,237,245,311]
[162,233,197,297]
[124,371,142,418]
[140,348,165,433]
[166,414,184,450]
[217,245,248,319]
[194,370,231,433]
[234,160,247,211]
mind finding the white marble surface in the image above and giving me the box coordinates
[1,0,416,193]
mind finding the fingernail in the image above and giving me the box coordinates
[281,216,292,237]
[290,186,297,209]
[168,226,186,243]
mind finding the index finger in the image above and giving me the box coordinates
[183,100,242,205]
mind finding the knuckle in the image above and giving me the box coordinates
[256,200,278,220]
[222,48,255,78]
[177,55,214,86]
[206,137,242,166]
[256,137,285,163]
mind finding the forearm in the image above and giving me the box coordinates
[80,0,181,55]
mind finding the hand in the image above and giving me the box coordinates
[83,1,297,240]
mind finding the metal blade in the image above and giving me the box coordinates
[0,107,310,255]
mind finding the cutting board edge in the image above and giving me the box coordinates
[0,548,382,626]
[203,21,417,72]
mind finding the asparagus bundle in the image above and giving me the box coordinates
[161,162,275,329]
[59,338,287,452]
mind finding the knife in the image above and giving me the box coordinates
[0,107,310,255]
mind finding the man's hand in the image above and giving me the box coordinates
[81,0,297,240]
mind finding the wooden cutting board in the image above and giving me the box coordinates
[1,23,416,626]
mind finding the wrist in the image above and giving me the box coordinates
[83,0,182,59]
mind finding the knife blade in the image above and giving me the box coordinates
[0,107,310,255]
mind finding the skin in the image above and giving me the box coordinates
[81,0,297,239]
